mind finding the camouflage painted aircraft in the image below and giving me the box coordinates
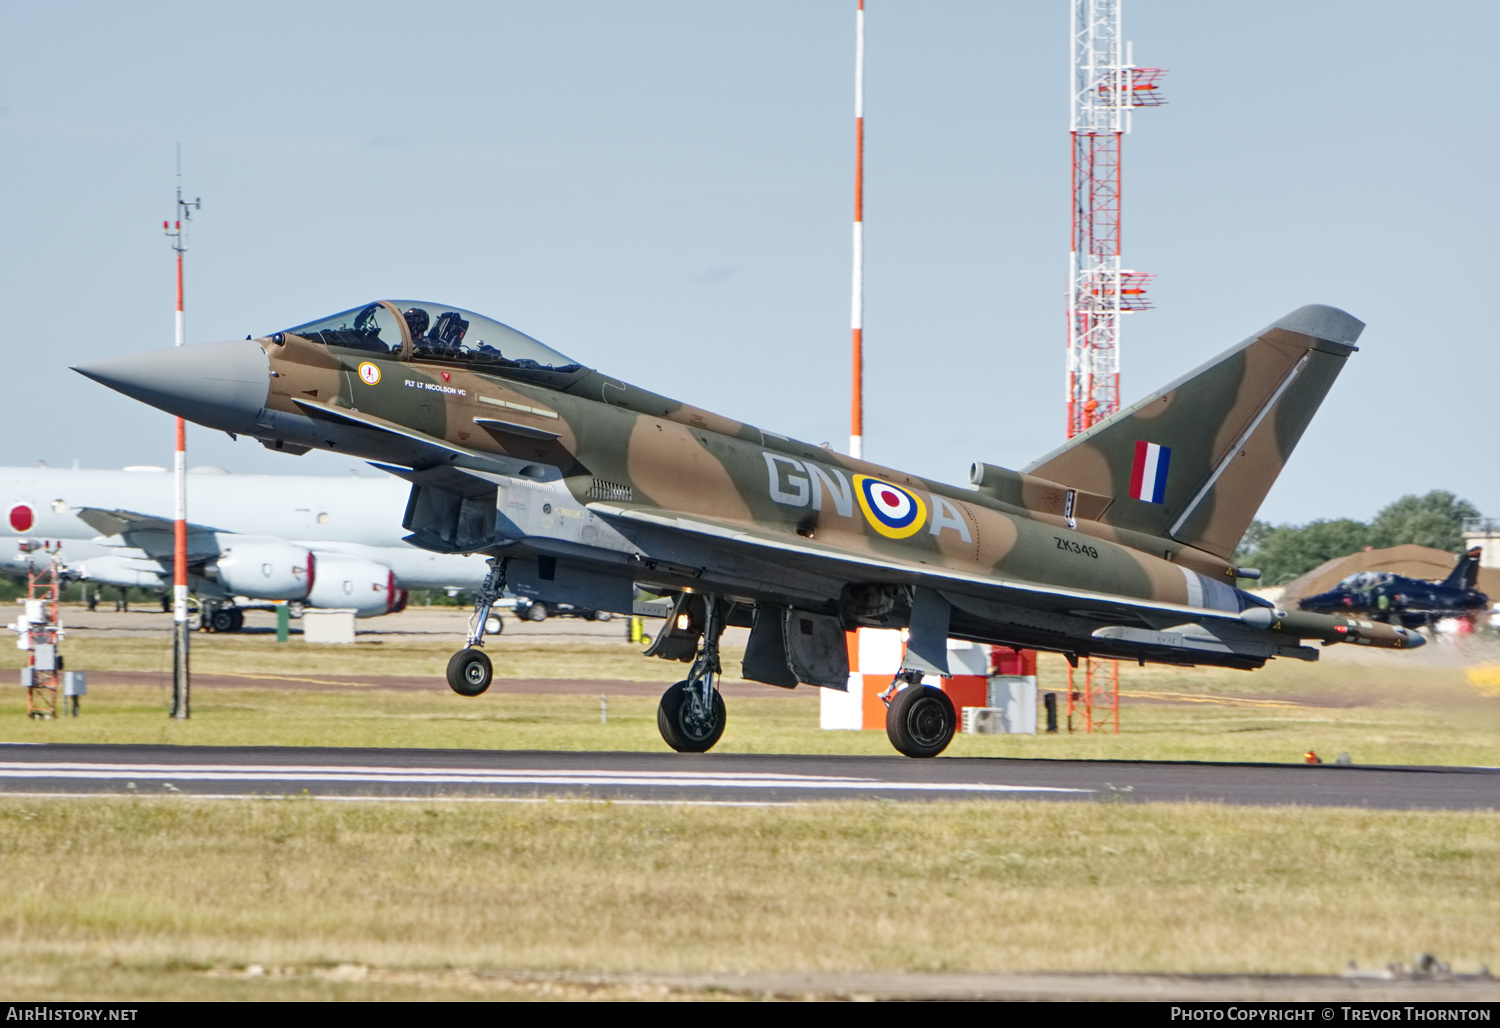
[1299,547,1489,628]
[74,300,1421,757]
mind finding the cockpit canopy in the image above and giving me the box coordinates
[1338,571,1394,591]
[280,301,583,373]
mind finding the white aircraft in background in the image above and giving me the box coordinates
[1,465,487,630]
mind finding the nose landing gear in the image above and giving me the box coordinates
[654,595,729,753]
[446,647,493,696]
[444,559,506,698]
[658,679,726,752]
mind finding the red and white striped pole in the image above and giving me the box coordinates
[849,0,865,460]
[165,162,199,720]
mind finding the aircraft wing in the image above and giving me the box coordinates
[73,507,224,563]
[586,501,1246,631]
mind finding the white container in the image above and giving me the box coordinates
[62,671,86,697]
[302,608,357,644]
[985,675,1038,734]
[945,639,991,676]
[962,707,1006,734]
[32,643,56,671]
[24,600,45,625]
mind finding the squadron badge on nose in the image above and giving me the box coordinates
[358,362,381,386]
[853,474,927,538]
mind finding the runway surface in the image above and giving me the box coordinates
[0,743,1495,808]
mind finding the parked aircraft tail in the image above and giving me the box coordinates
[1023,305,1364,562]
[1441,547,1484,591]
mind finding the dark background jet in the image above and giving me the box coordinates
[1298,547,1489,628]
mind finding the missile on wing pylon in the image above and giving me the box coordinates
[1240,606,1423,650]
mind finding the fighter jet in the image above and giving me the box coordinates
[74,300,1422,757]
[1298,547,1489,629]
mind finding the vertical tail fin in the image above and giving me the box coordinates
[1024,305,1364,561]
[1442,547,1483,591]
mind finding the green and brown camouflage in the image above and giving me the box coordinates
[74,299,1420,732]
[256,301,1362,616]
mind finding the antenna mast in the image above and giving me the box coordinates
[849,0,865,459]
[1065,0,1162,733]
[1066,0,1162,439]
[164,147,200,720]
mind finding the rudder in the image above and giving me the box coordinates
[1023,304,1364,561]
[1442,547,1483,591]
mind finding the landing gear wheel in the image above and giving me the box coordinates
[446,648,493,697]
[227,608,244,632]
[522,602,548,623]
[886,685,956,758]
[208,608,239,633]
[657,680,726,753]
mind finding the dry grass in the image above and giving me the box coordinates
[0,674,1495,766]
[0,613,1495,760]
[0,632,717,683]
[0,797,1493,999]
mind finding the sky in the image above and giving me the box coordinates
[1,1,1493,528]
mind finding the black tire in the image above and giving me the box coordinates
[657,680,726,753]
[446,648,493,697]
[886,685,956,758]
[208,608,237,633]
[523,602,549,623]
[227,608,245,632]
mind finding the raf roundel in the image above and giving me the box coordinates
[8,504,34,533]
[852,474,927,539]
[358,362,381,386]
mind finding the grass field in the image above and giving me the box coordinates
[0,615,1495,999]
[1,683,1498,767]
[0,797,1494,1000]
[0,620,1495,765]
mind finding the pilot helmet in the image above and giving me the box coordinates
[403,307,431,339]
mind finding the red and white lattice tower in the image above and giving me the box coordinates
[1066,0,1162,439]
[1065,0,1162,733]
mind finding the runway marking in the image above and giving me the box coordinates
[0,762,1087,794]
[0,793,808,807]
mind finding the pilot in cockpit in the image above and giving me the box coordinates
[403,307,431,345]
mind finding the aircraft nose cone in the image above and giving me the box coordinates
[73,340,270,434]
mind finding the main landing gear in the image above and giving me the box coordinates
[881,670,957,758]
[657,596,728,753]
[199,602,244,633]
[445,558,505,698]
